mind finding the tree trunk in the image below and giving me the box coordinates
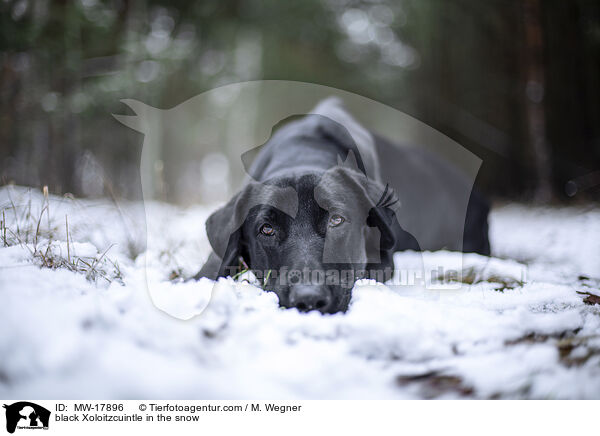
[522,0,553,202]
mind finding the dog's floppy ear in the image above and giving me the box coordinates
[205,190,244,264]
[366,182,420,252]
[205,187,253,277]
[205,182,298,276]
[206,200,243,278]
[365,184,398,251]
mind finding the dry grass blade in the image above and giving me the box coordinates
[1,186,123,285]
[65,215,70,264]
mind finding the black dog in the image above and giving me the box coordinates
[196,100,490,313]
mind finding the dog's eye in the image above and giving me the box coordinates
[260,223,275,236]
[328,214,345,227]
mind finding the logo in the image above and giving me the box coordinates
[3,402,50,434]
[113,81,483,319]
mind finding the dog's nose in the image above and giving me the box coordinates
[289,285,332,313]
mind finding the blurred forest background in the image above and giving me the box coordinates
[1,0,599,203]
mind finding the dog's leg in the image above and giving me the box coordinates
[194,251,222,280]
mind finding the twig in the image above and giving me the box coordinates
[263,269,272,288]
[6,189,20,240]
[104,179,142,260]
[239,256,250,271]
[1,209,5,246]
[34,205,48,252]
[91,243,116,271]
[65,215,70,264]
[232,269,249,281]
[43,185,50,230]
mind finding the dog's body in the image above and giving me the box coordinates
[197,100,490,313]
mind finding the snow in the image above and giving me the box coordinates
[0,186,599,399]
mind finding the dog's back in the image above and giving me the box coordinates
[374,133,490,254]
[245,100,490,255]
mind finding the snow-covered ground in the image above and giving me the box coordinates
[0,186,599,399]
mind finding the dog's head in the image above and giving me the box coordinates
[205,165,403,313]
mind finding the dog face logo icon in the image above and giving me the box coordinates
[3,402,50,433]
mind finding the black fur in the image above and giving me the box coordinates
[196,112,490,313]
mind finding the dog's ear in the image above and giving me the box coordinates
[365,183,399,251]
[365,182,420,252]
[205,191,242,261]
[205,189,248,276]
[215,229,243,278]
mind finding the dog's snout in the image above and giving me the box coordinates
[289,285,332,313]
